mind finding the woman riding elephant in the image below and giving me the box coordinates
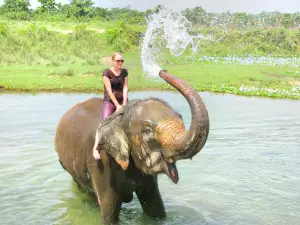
[93,52,129,160]
[55,69,210,224]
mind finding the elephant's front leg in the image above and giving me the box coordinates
[99,187,122,224]
[89,161,122,224]
[135,175,166,219]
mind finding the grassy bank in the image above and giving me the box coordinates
[0,19,299,66]
[0,19,299,99]
[1,54,299,99]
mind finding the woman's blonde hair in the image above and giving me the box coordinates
[112,52,123,60]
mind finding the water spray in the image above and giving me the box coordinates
[141,6,205,78]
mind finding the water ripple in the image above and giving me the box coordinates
[0,92,300,225]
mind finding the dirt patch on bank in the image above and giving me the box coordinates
[47,28,105,35]
[48,28,73,35]
[79,73,96,77]
[100,56,112,65]
[264,73,281,77]
[289,81,300,86]
[86,28,105,33]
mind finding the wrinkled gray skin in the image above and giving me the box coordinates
[55,71,209,224]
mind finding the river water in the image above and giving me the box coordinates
[0,91,299,225]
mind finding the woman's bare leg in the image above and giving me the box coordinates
[93,101,116,160]
[93,131,101,160]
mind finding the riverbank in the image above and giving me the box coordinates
[0,19,299,100]
[1,61,299,99]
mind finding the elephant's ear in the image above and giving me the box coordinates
[97,115,130,170]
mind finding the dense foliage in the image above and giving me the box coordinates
[0,20,145,65]
[192,28,300,56]
[0,1,299,28]
[0,1,299,63]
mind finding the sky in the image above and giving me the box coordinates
[1,0,300,13]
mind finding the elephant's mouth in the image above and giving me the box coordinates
[166,161,179,184]
[141,142,179,184]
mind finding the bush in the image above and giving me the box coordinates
[0,23,9,36]
[103,21,143,51]
[4,12,31,20]
[193,28,300,57]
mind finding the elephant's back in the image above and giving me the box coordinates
[55,97,103,181]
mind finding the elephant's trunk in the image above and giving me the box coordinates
[159,70,209,160]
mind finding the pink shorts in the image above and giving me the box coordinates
[102,101,116,120]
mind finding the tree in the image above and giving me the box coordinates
[94,7,109,20]
[294,12,300,28]
[183,6,207,25]
[281,13,293,28]
[69,0,94,18]
[233,12,249,27]
[211,10,233,33]
[37,0,59,14]
[2,0,30,12]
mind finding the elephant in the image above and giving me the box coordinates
[54,70,210,224]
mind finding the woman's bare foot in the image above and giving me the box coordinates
[93,148,101,160]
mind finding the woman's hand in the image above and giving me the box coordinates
[116,104,123,112]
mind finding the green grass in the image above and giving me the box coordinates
[1,52,299,99]
[0,19,299,99]
[0,19,144,35]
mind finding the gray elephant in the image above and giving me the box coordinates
[54,70,209,224]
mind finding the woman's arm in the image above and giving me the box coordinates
[103,76,120,108]
[122,77,128,106]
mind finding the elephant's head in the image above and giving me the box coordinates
[98,70,209,184]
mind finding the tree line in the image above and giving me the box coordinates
[0,0,299,28]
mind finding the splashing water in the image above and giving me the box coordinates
[141,7,205,78]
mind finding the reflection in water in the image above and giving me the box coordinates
[0,92,300,225]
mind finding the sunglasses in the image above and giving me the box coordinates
[114,60,124,63]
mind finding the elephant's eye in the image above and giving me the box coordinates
[142,127,153,135]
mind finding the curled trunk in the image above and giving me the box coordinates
[159,70,209,160]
